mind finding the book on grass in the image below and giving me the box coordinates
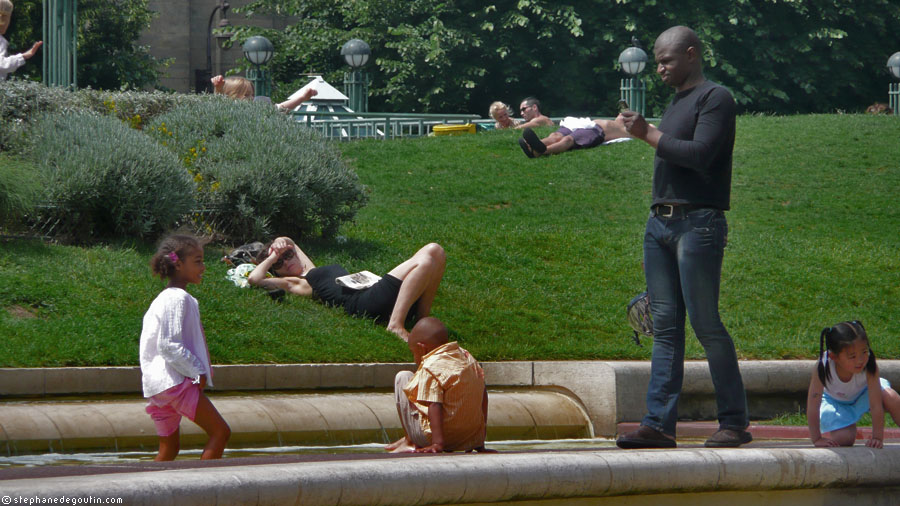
[335,270,382,290]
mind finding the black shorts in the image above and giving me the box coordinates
[345,274,420,324]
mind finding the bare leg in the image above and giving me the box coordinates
[155,430,180,461]
[825,425,858,446]
[541,132,565,147]
[385,243,446,341]
[882,387,900,426]
[544,135,575,155]
[193,394,231,460]
[388,371,427,452]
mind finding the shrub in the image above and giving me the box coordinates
[0,154,41,229]
[0,79,200,151]
[146,97,368,241]
[24,111,194,242]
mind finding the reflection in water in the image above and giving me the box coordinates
[0,438,614,468]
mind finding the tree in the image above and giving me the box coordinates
[231,0,585,113]
[7,0,167,89]
[232,0,900,115]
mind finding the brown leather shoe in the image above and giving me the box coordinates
[616,425,676,449]
[704,429,753,448]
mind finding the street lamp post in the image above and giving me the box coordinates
[341,39,371,113]
[198,0,233,93]
[618,39,648,117]
[888,52,900,116]
[243,36,274,98]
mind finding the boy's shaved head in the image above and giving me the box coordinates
[409,317,449,349]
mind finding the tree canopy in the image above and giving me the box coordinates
[231,0,900,116]
[8,0,165,90]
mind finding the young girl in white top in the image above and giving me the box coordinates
[807,320,900,448]
[140,234,230,460]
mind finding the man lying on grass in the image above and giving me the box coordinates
[248,236,445,342]
[518,114,630,158]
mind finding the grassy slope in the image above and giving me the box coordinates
[1,114,898,366]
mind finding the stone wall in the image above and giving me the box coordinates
[138,0,292,93]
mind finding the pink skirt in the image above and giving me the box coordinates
[145,378,201,437]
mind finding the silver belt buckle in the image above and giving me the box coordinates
[659,204,675,218]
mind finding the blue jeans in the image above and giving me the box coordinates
[641,208,748,436]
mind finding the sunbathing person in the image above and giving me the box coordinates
[247,237,445,342]
[518,115,630,158]
[211,75,317,111]
[489,101,520,129]
[515,97,554,129]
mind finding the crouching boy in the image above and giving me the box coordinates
[386,317,492,453]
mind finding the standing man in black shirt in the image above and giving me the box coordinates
[616,26,752,449]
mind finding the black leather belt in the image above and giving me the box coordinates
[651,204,704,218]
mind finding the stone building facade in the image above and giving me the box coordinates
[138,0,292,93]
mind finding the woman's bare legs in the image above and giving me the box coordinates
[385,243,446,341]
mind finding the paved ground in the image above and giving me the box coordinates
[7,421,899,482]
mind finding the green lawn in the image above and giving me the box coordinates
[1,114,898,366]
[766,410,898,429]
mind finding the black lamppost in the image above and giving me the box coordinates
[243,36,274,98]
[196,0,232,93]
[341,39,371,112]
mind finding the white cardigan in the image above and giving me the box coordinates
[0,36,25,80]
[139,287,212,398]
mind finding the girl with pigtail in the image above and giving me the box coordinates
[140,234,230,460]
[806,320,900,448]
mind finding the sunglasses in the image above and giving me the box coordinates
[271,249,295,271]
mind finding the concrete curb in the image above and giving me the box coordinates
[617,422,900,441]
[4,361,900,440]
[3,447,899,504]
[1,391,592,454]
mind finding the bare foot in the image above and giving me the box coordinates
[387,324,410,342]
[385,436,414,453]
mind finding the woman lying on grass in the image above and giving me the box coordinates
[248,237,445,342]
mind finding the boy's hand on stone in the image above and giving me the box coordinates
[414,443,444,453]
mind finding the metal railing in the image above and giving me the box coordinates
[290,111,482,140]
[890,83,899,116]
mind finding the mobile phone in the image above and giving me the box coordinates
[617,99,629,113]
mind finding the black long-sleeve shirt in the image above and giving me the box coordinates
[652,80,736,210]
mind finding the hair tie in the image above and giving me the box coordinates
[167,251,179,263]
